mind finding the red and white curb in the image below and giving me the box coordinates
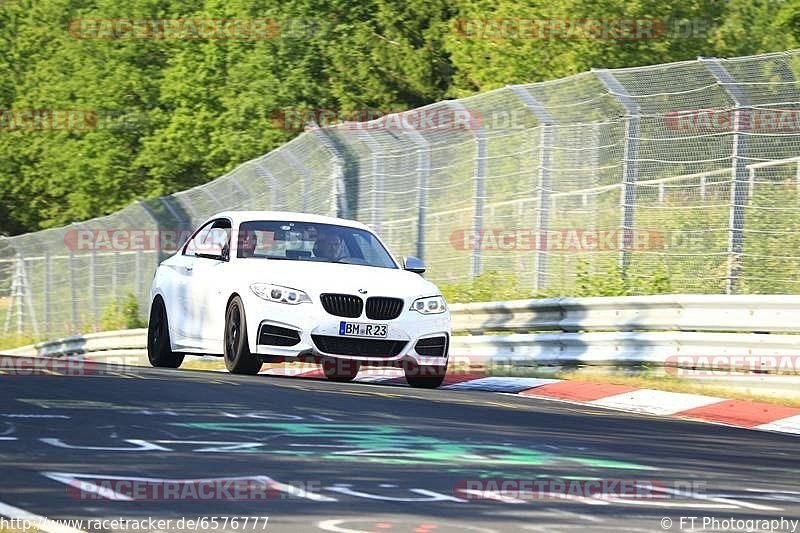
[259,365,800,437]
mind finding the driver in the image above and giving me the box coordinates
[238,229,258,258]
[313,231,346,260]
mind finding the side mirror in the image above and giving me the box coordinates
[403,256,425,274]
[196,228,229,261]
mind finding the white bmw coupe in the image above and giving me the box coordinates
[147,211,451,387]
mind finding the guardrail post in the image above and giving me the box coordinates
[507,86,556,290]
[310,126,349,219]
[700,57,750,294]
[408,129,430,262]
[594,70,640,273]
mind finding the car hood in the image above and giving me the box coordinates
[232,259,441,299]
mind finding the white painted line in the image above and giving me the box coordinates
[260,366,318,377]
[755,414,800,435]
[590,389,722,416]
[458,488,526,503]
[443,377,559,392]
[637,484,781,511]
[0,500,89,533]
[42,472,337,503]
[0,437,18,441]
[2,414,70,419]
[595,497,737,509]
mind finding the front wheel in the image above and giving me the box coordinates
[224,296,262,375]
[404,362,447,388]
[147,297,184,368]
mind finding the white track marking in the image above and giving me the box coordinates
[458,489,527,503]
[591,390,722,416]
[636,483,781,511]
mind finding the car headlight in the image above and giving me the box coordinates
[410,295,447,314]
[250,283,311,305]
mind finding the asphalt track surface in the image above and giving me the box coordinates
[0,358,798,533]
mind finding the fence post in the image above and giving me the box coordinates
[452,102,487,278]
[507,85,556,291]
[283,151,313,213]
[355,130,384,234]
[68,251,78,331]
[700,57,750,295]
[407,129,430,262]
[594,69,640,273]
[173,191,202,227]
[89,251,97,326]
[254,160,278,209]
[44,253,51,337]
[311,126,349,219]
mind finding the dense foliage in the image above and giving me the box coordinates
[0,0,798,234]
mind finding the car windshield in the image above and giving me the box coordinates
[236,220,398,269]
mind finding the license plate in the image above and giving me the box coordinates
[339,321,388,338]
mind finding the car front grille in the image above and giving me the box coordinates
[414,335,449,357]
[320,293,363,318]
[258,324,301,346]
[311,335,407,358]
[365,297,404,320]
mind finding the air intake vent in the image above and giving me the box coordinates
[414,335,448,357]
[312,335,407,357]
[365,297,404,320]
[320,293,363,318]
[258,325,301,347]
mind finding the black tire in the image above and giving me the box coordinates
[404,362,447,388]
[147,297,184,368]
[224,296,262,375]
[321,358,361,382]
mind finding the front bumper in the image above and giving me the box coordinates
[243,293,450,366]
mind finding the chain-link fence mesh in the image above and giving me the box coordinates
[2,50,800,340]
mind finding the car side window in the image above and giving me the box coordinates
[183,219,231,258]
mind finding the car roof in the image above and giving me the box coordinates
[209,211,371,231]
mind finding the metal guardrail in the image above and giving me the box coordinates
[4,295,799,373]
[4,329,148,364]
[448,294,800,334]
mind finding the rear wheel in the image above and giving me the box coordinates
[404,362,446,388]
[322,358,361,382]
[147,297,184,368]
[224,296,262,375]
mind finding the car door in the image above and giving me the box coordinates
[173,219,218,348]
[188,219,232,351]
